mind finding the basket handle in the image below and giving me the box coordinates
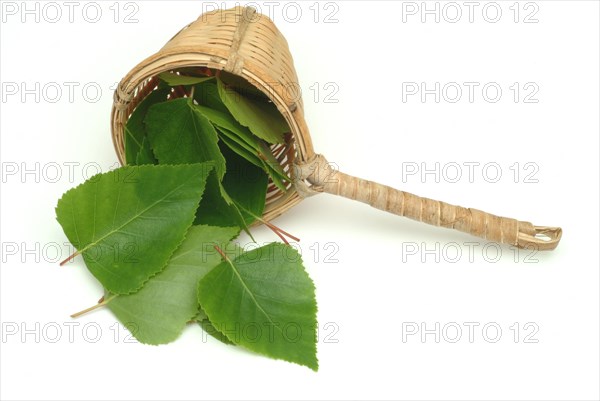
[293,155,562,250]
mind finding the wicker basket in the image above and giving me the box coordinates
[111,6,562,251]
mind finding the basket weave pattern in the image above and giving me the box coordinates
[111,6,562,250]
[111,6,312,221]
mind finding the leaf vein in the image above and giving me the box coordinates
[224,258,285,335]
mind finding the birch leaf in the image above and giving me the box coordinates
[196,144,267,227]
[124,85,171,165]
[198,243,318,370]
[194,308,235,345]
[135,137,158,166]
[158,72,214,86]
[107,225,239,344]
[217,78,288,144]
[55,163,212,294]
[145,98,226,179]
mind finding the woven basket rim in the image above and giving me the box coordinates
[110,6,313,222]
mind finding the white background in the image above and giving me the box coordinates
[1,1,599,400]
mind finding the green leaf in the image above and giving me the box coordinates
[194,308,234,345]
[192,97,290,190]
[256,141,290,192]
[199,320,235,345]
[195,145,267,228]
[135,137,158,166]
[158,72,214,86]
[195,104,288,178]
[55,163,212,294]
[216,129,266,171]
[124,85,171,165]
[257,141,288,180]
[145,98,226,179]
[194,103,256,143]
[221,144,268,224]
[220,70,269,101]
[106,225,239,344]
[194,170,247,229]
[198,243,318,370]
[193,81,229,114]
[195,119,288,192]
[217,78,289,144]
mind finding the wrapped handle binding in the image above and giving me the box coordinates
[294,155,562,251]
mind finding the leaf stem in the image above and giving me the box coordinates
[213,245,230,262]
[70,294,117,319]
[262,220,300,243]
[197,67,213,77]
[59,250,81,266]
[236,204,300,243]
[269,226,290,245]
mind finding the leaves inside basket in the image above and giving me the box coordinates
[217,78,288,144]
[124,84,171,165]
[145,97,226,179]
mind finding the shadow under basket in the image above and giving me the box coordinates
[111,6,562,251]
